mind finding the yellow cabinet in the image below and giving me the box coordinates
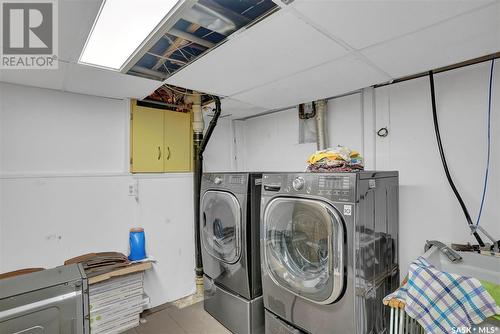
[164,110,191,172]
[131,105,164,173]
[131,102,192,173]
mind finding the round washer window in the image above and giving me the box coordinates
[201,191,241,264]
[264,197,344,304]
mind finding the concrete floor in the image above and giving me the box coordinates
[123,301,231,334]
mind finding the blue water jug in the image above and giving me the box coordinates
[128,227,146,261]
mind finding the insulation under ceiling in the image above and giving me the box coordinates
[125,0,279,81]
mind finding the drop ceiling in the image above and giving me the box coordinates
[125,0,279,81]
[165,10,349,96]
[218,98,267,119]
[167,0,500,112]
[0,0,161,100]
[0,0,498,115]
[231,55,389,110]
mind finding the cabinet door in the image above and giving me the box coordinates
[131,105,164,172]
[164,111,191,172]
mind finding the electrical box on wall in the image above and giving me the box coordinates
[298,103,317,144]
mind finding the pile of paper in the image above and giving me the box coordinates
[89,272,149,334]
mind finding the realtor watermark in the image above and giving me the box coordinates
[451,325,499,334]
[1,0,58,69]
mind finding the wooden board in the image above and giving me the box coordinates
[88,262,152,285]
[0,268,45,280]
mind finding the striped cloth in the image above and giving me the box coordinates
[384,257,500,334]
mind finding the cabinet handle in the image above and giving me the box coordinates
[167,147,171,160]
[157,146,161,160]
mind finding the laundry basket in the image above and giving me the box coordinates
[386,298,425,334]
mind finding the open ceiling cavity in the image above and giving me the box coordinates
[124,0,279,81]
[143,84,215,110]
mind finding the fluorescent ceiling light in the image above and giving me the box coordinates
[80,0,180,70]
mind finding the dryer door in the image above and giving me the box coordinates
[263,197,345,305]
[201,190,242,264]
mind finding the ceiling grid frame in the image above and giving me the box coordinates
[280,4,394,81]
[1,0,498,113]
[221,0,499,110]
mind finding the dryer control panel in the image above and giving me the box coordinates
[262,173,357,203]
[201,173,253,195]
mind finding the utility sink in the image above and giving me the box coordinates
[422,245,500,330]
[422,246,500,284]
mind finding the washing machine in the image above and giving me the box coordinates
[261,172,400,334]
[200,172,264,334]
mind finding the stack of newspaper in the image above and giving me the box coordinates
[89,272,149,334]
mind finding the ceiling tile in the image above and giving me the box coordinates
[0,61,69,91]
[220,98,267,119]
[64,63,161,99]
[361,3,500,78]
[165,10,348,96]
[1,0,162,100]
[292,0,494,49]
[58,0,103,62]
[231,55,391,110]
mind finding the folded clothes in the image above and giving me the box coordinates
[307,163,364,173]
[307,146,364,172]
[384,257,500,334]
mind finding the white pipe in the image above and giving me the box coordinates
[394,307,399,334]
[187,93,203,134]
[399,308,404,334]
[314,99,328,150]
[390,307,394,334]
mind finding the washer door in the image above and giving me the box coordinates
[201,190,241,264]
[263,197,345,304]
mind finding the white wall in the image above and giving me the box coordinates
[0,83,195,307]
[234,61,499,275]
[243,109,316,172]
[375,61,500,274]
[1,59,497,306]
[0,85,128,174]
[242,93,364,172]
[202,115,235,172]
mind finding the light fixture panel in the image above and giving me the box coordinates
[80,0,180,70]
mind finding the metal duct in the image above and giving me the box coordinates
[168,28,216,49]
[314,99,328,150]
[182,0,250,36]
[129,66,169,80]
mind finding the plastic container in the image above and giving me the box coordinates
[128,227,146,261]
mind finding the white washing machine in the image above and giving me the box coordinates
[261,172,400,334]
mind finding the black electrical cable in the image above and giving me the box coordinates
[428,71,485,247]
[199,96,221,154]
[475,60,494,228]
